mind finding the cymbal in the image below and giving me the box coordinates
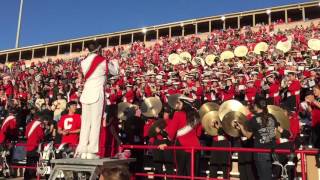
[117,102,133,120]
[167,94,193,109]
[148,119,167,137]
[267,105,289,130]
[167,94,181,109]
[221,111,247,137]
[201,111,220,136]
[199,102,219,120]
[218,100,249,121]
[141,97,163,118]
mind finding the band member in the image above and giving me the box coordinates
[237,105,256,180]
[305,85,320,169]
[209,121,231,179]
[159,96,202,176]
[24,112,45,179]
[220,79,235,102]
[273,107,298,180]
[76,43,108,159]
[122,106,144,180]
[245,80,257,105]
[0,107,17,144]
[57,101,81,147]
[236,99,285,180]
[265,73,280,105]
[284,71,301,111]
[149,105,174,179]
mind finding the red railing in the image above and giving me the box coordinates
[121,145,319,180]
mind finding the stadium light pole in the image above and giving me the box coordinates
[15,0,24,49]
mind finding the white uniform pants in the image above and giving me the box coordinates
[77,91,104,154]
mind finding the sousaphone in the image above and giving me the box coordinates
[179,52,192,64]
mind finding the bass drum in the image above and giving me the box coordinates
[108,59,119,76]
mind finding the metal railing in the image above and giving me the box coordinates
[121,145,319,180]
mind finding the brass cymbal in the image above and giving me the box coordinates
[117,102,133,120]
[218,100,249,121]
[201,111,220,136]
[141,97,163,118]
[267,105,289,130]
[167,94,181,109]
[221,111,248,137]
[199,102,219,120]
[167,94,194,109]
[148,119,167,137]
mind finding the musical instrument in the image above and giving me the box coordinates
[254,42,269,55]
[167,94,194,109]
[267,105,289,130]
[220,51,234,61]
[234,46,248,57]
[148,119,167,137]
[191,57,205,67]
[179,52,192,64]
[308,38,320,51]
[141,97,162,118]
[218,100,249,121]
[167,94,181,109]
[168,53,181,65]
[205,54,216,66]
[201,111,220,136]
[276,39,292,53]
[117,102,136,120]
[221,111,248,137]
[199,102,219,120]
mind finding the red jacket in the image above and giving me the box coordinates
[0,115,17,144]
[268,82,280,105]
[25,120,44,152]
[166,111,201,152]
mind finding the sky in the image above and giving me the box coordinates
[0,0,311,51]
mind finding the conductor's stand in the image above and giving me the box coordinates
[49,158,135,180]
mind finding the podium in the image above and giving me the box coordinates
[48,158,135,180]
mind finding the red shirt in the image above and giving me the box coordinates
[58,114,81,145]
[0,115,16,143]
[25,120,44,151]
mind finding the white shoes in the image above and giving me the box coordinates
[86,153,100,159]
[80,153,87,159]
[76,153,100,159]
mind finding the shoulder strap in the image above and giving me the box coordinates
[1,115,15,129]
[28,120,41,138]
[84,55,105,80]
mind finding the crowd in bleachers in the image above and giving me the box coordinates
[0,20,319,179]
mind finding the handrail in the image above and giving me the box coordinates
[122,144,319,180]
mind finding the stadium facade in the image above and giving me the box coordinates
[0,1,319,63]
